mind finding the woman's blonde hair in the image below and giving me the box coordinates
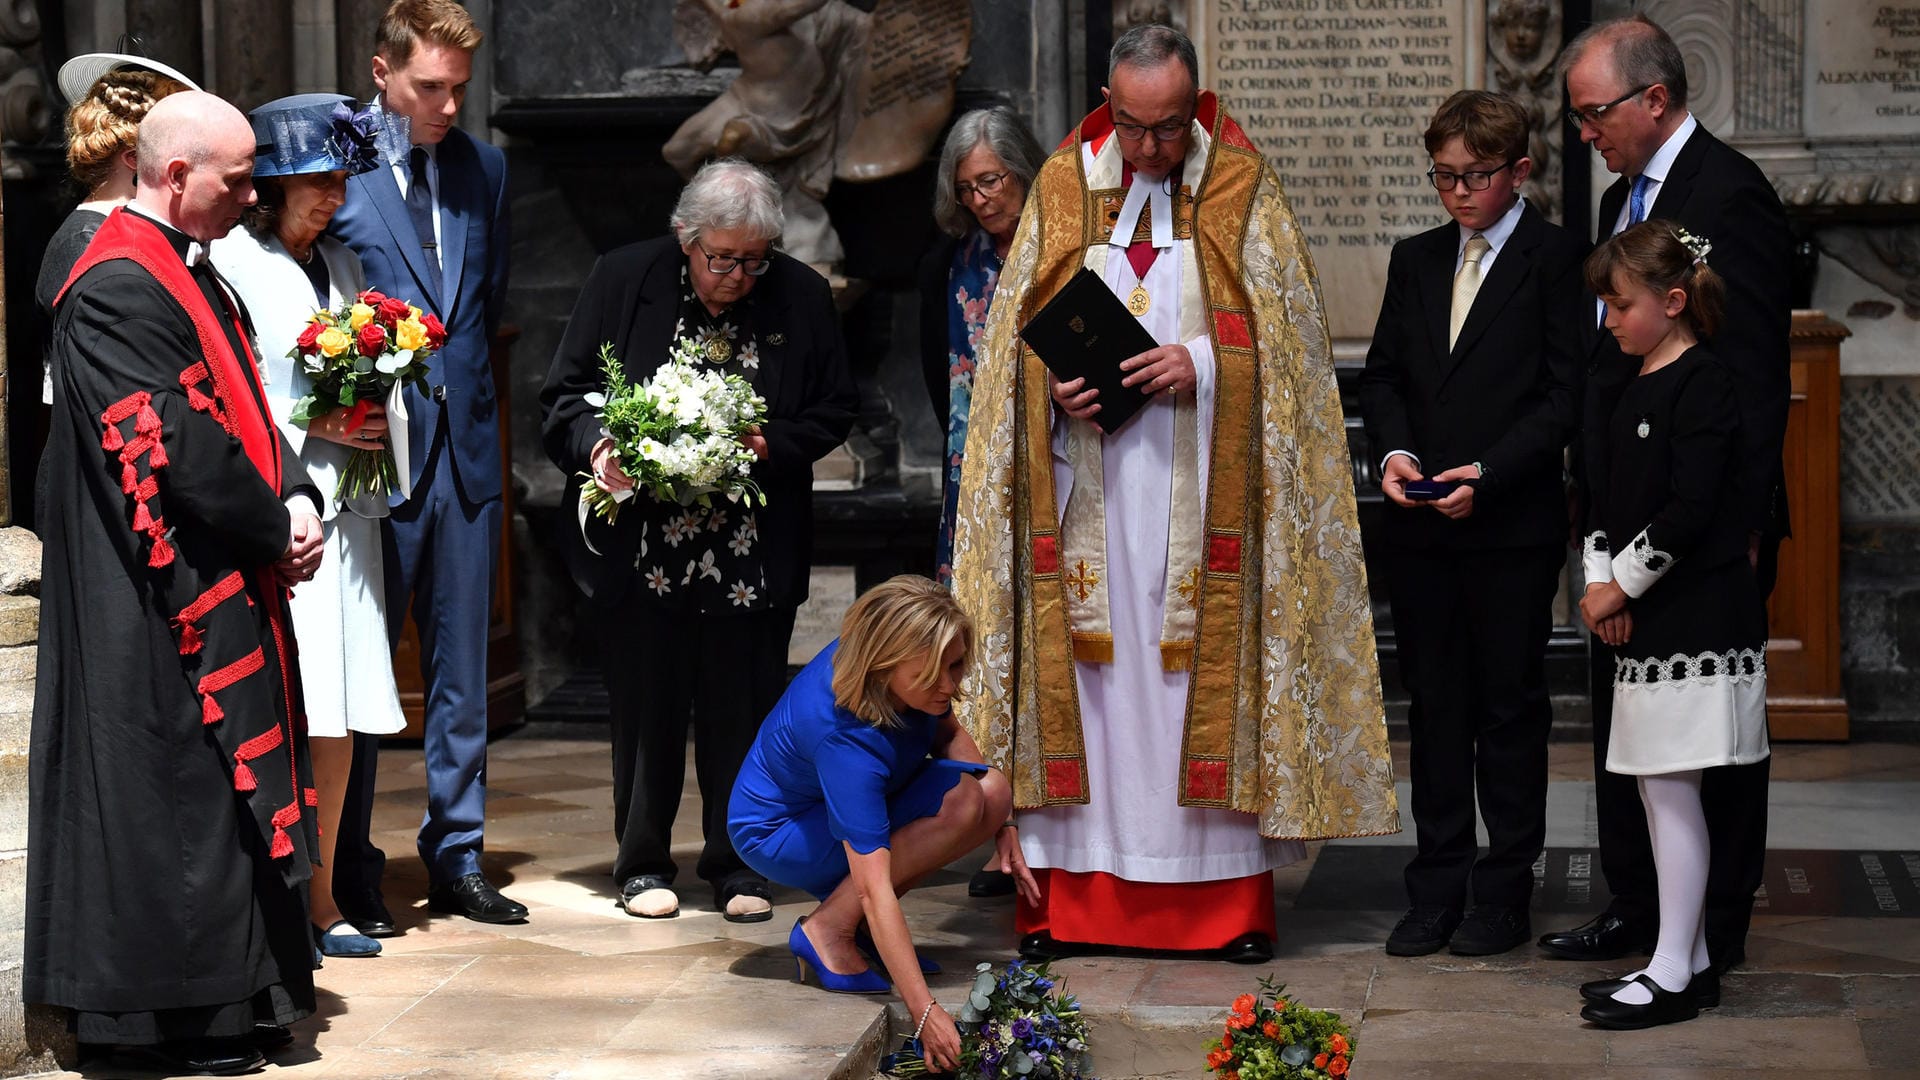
[65,68,189,193]
[832,576,973,728]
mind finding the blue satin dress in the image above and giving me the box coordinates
[727,642,980,899]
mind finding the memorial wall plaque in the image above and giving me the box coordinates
[1807,4,1920,138]
[1191,0,1479,340]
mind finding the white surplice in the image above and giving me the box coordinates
[1014,134,1306,883]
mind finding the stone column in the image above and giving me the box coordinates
[125,0,205,85]
[335,0,386,105]
[1731,0,1815,173]
[0,526,63,1077]
[212,0,293,111]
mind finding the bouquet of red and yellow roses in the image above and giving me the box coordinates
[1205,978,1356,1080]
[287,289,443,501]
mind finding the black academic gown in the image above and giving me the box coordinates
[25,213,319,1044]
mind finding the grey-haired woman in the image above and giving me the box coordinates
[918,107,1046,585]
[539,158,859,925]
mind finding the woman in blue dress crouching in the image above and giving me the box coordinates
[729,575,1035,1072]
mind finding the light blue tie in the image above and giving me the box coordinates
[1627,174,1653,227]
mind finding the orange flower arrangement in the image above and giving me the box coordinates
[1202,977,1357,1080]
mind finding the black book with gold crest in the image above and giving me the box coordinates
[1019,268,1157,434]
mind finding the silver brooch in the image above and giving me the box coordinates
[1636,419,1651,439]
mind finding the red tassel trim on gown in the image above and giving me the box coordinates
[1015,869,1278,951]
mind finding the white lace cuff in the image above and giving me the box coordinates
[1582,531,1613,587]
[1611,528,1676,598]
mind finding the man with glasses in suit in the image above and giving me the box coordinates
[1540,14,1791,984]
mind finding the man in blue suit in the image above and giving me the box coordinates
[329,0,525,928]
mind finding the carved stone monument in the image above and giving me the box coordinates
[1189,0,1483,340]
[1489,0,1564,220]
[664,0,970,269]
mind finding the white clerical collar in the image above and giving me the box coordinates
[125,202,209,265]
[1110,169,1174,251]
[1640,112,1698,187]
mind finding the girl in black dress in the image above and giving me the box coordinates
[1574,222,1769,1030]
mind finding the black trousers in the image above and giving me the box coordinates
[601,601,796,893]
[1387,543,1562,911]
[1590,535,1777,966]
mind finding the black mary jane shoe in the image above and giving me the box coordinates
[120,1037,266,1076]
[1578,973,1701,1030]
[1581,966,1720,1009]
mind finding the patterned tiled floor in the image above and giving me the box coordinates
[45,737,1920,1079]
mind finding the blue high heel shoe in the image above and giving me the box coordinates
[789,918,891,994]
[854,925,942,974]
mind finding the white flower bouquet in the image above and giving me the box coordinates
[578,339,769,523]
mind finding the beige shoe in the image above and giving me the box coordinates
[620,876,679,919]
[724,893,772,921]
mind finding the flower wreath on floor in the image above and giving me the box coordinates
[1205,977,1356,1080]
[884,958,1094,1079]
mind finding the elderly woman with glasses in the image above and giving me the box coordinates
[540,158,858,925]
[918,108,1046,587]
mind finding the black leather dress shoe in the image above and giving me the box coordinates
[1385,906,1462,957]
[250,1023,296,1051]
[1581,966,1720,1009]
[1450,906,1531,956]
[1217,932,1274,965]
[969,868,1016,898]
[427,872,529,924]
[1537,912,1653,961]
[1579,973,1701,1030]
[121,1037,265,1076]
[1019,931,1072,961]
[339,893,397,938]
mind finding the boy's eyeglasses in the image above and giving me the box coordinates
[1426,161,1517,192]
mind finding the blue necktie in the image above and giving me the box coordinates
[1627,174,1653,227]
[406,147,441,285]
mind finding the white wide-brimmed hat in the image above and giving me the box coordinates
[56,52,201,106]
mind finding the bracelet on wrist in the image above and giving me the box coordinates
[913,1000,937,1040]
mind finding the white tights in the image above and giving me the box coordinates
[1611,770,1711,1005]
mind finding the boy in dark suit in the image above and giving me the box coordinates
[1360,89,1586,957]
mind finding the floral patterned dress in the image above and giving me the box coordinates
[630,265,772,614]
[935,228,1001,584]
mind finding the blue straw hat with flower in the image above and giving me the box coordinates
[247,93,405,178]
